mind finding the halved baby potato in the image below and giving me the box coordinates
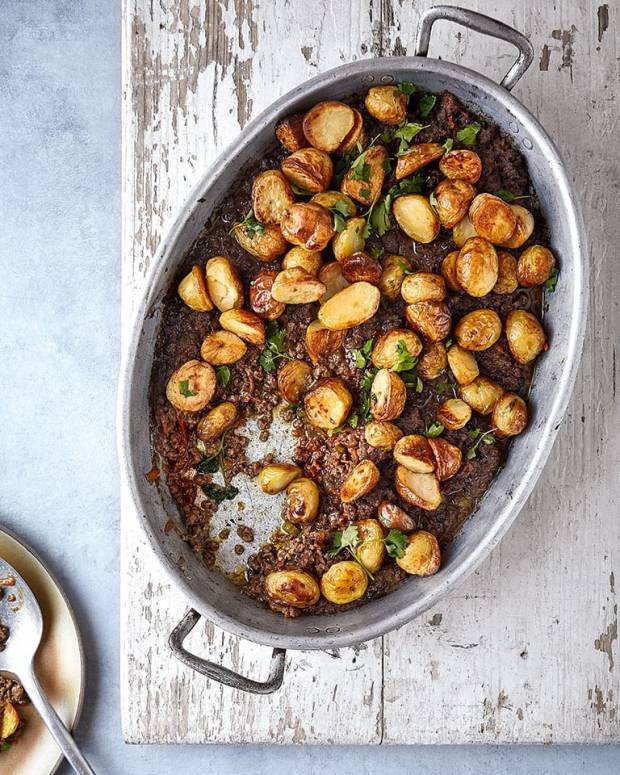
[304,377,352,429]
[271,267,326,304]
[370,369,407,421]
[517,245,556,287]
[311,190,357,217]
[501,204,535,249]
[275,114,306,152]
[252,170,295,225]
[286,477,320,524]
[166,360,216,412]
[0,702,20,740]
[281,202,335,251]
[305,319,347,362]
[257,463,302,494]
[492,392,528,437]
[440,250,462,292]
[405,301,452,342]
[393,194,440,243]
[505,309,547,364]
[341,145,388,206]
[456,236,499,297]
[393,434,435,473]
[249,269,285,320]
[459,376,504,415]
[219,308,266,346]
[439,149,482,184]
[428,437,462,481]
[452,213,478,247]
[356,518,386,573]
[337,107,365,153]
[454,309,502,351]
[364,420,403,450]
[364,84,407,125]
[318,282,381,331]
[395,143,444,180]
[206,256,243,312]
[200,330,247,365]
[265,569,320,608]
[319,261,350,302]
[178,265,213,311]
[401,272,447,304]
[340,460,380,503]
[371,328,422,369]
[341,252,382,285]
[493,251,519,294]
[277,359,313,404]
[332,216,366,261]
[379,254,411,299]
[303,101,356,152]
[281,147,333,193]
[394,466,442,511]
[432,179,476,229]
[447,343,479,385]
[196,401,237,442]
[469,193,517,245]
[232,222,289,262]
[437,398,472,430]
[377,501,416,533]
[396,530,441,575]
[321,560,368,604]
[417,341,447,380]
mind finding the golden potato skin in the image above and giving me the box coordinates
[196,402,237,442]
[321,561,368,604]
[393,194,440,243]
[364,420,403,450]
[447,343,479,385]
[286,477,320,524]
[469,193,518,245]
[405,300,452,342]
[282,246,323,276]
[454,309,502,351]
[281,202,335,251]
[428,437,462,481]
[505,309,547,364]
[0,702,20,739]
[178,265,213,311]
[371,328,422,369]
[332,216,367,262]
[456,237,499,297]
[252,170,295,225]
[318,261,350,302]
[356,518,386,573]
[394,466,442,511]
[417,341,447,380]
[459,376,504,415]
[275,114,306,152]
[437,398,472,430]
[364,85,407,125]
[271,267,327,304]
[305,319,347,363]
[232,222,289,262]
[395,143,444,180]
[257,463,302,494]
[311,190,357,217]
[265,570,320,608]
[341,145,388,206]
[401,272,447,305]
[440,250,462,292]
[318,282,381,330]
[277,359,312,404]
[452,213,478,247]
[219,308,266,346]
[393,434,435,473]
[379,254,411,299]
[249,269,285,320]
[341,252,382,285]
[337,107,365,153]
[502,204,535,249]
[493,251,519,294]
[302,100,355,152]
[517,245,556,286]
[304,377,352,429]
[370,369,407,421]
[377,501,416,532]
[281,147,333,193]
[200,330,247,365]
[492,392,528,437]
[439,149,482,183]
[166,360,216,412]
[396,531,441,576]
[433,179,476,229]
[206,256,243,312]
[340,460,380,503]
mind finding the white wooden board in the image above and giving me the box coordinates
[120,0,620,743]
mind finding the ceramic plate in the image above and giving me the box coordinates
[0,524,85,774]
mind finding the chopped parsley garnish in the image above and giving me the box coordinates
[390,340,418,373]
[495,189,531,203]
[215,365,231,387]
[396,258,414,276]
[545,267,559,292]
[368,246,385,260]
[290,183,312,196]
[442,137,454,154]
[196,434,226,476]
[358,366,379,421]
[359,186,371,200]
[425,420,445,438]
[418,93,437,118]
[259,320,292,373]
[328,199,352,232]
[201,482,239,504]
[384,529,409,559]
[456,122,481,147]
[178,379,196,398]
[466,427,496,460]
[237,209,266,239]
[401,372,424,393]
[327,525,375,579]
[349,149,372,182]
[394,121,429,155]
[394,81,417,99]
[352,338,374,369]
[1,741,12,752]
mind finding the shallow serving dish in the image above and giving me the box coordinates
[119,7,586,691]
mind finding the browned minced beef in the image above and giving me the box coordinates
[0,592,28,738]
[150,90,543,617]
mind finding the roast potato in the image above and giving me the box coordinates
[271,267,327,304]
[371,328,422,369]
[281,147,333,192]
[401,272,447,304]
[428,437,462,481]
[341,145,388,206]
[340,460,380,503]
[311,190,357,217]
[320,560,368,604]
[166,360,216,412]
[178,265,213,311]
[303,100,356,152]
[405,301,452,342]
[277,359,312,404]
[502,204,535,249]
[281,202,335,251]
[206,256,243,312]
[396,530,441,575]
[0,702,20,740]
[356,518,386,573]
[437,398,472,430]
[379,254,412,299]
[505,309,547,364]
[305,319,347,362]
[395,143,444,180]
[456,237,499,297]
[447,343,479,385]
[452,213,478,247]
[417,341,447,380]
[304,377,352,429]
[341,252,382,285]
[200,330,247,365]
[265,570,320,608]
[318,261,350,302]
[439,149,482,183]
[492,392,528,437]
[249,269,285,320]
[364,84,407,125]
[517,245,556,286]
[196,402,237,442]
[370,368,407,421]
[493,251,519,294]
[257,463,302,494]
[394,466,442,511]
[252,169,295,225]
[332,216,366,261]
[432,179,476,229]
[364,420,403,450]
[337,107,365,153]
[275,113,306,152]
[219,308,266,346]
[469,193,517,244]
[318,282,381,330]
[440,250,462,292]
[282,246,323,276]
[392,194,440,243]
[286,477,320,524]
[393,434,435,473]
[232,221,289,262]
[459,376,504,415]
[454,309,502,351]
[377,501,416,532]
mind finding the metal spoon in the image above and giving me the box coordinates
[0,558,95,774]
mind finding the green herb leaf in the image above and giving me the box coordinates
[545,267,559,292]
[425,420,444,438]
[358,366,379,421]
[396,258,414,276]
[359,187,371,200]
[395,122,429,155]
[442,138,454,154]
[179,379,196,398]
[328,524,360,556]
[349,149,372,182]
[466,427,496,459]
[196,456,220,475]
[259,320,290,373]
[394,81,417,98]
[495,189,531,203]
[418,93,437,117]
[333,211,346,232]
[369,246,385,260]
[392,173,426,197]
[379,131,392,143]
[216,365,231,387]
[429,191,438,210]
[238,209,266,238]
[390,340,418,373]
[352,338,374,369]
[456,122,481,147]
[348,412,359,429]
[384,529,409,559]
[290,183,312,196]
[1,741,12,752]
[202,482,239,504]
[259,348,275,372]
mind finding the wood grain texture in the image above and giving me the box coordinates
[121,0,620,743]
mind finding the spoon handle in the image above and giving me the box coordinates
[19,666,96,775]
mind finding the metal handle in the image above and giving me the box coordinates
[169,609,286,694]
[19,667,96,775]
[415,5,534,91]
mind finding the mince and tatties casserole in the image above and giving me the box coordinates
[151,83,556,617]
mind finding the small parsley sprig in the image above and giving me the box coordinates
[394,81,417,100]
[178,379,196,398]
[418,93,437,118]
[215,365,231,387]
[328,525,410,570]
[390,340,423,393]
[394,121,430,155]
[352,337,374,369]
[259,320,293,373]
[233,209,265,239]
[328,200,352,232]
[425,420,445,438]
[545,267,559,292]
[456,122,481,147]
[466,427,496,460]
[364,172,426,238]
[495,189,531,203]
[384,529,409,558]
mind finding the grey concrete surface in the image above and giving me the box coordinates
[0,1,618,773]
